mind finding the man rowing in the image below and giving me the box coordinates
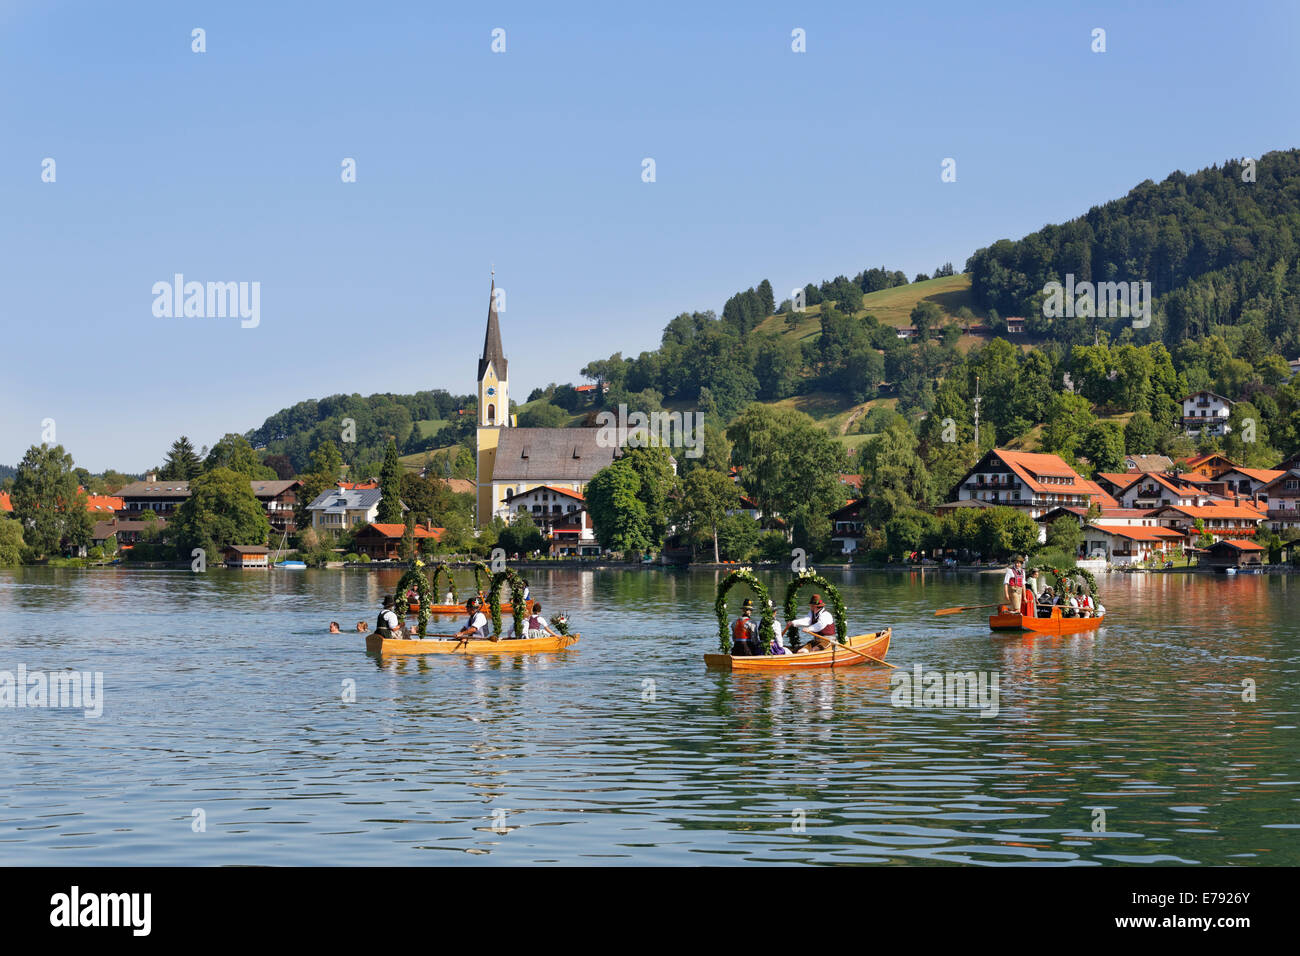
[454,597,491,641]
[375,595,406,640]
[786,594,836,654]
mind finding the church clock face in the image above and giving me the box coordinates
[486,387,496,396]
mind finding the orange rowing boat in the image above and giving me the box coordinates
[366,631,578,655]
[989,606,1104,634]
[703,628,891,671]
[408,601,528,615]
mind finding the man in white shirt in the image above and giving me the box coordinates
[375,595,405,639]
[455,598,492,640]
[787,595,836,653]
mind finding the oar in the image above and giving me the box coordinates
[934,603,1005,616]
[798,628,896,668]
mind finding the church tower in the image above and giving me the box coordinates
[475,278,508,527]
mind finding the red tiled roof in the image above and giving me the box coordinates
[992,450,1111,504]
[363,523,444,540]
[1222,467,1285,484]
[0,490,123,512]
[1095,526,1185,541]
[1156,504,1266,521]
[1215,538,1265,551]
[504,484,586,503]
[337,481,379,490]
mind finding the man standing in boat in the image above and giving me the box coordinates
[1003,557,1026,615]
[454,597,492,641]
[730,599,762,656]
[786,595,836,654]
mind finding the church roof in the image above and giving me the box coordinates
[491,428,617,482]
[478,279,507,381]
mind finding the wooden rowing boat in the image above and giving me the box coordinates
[408,601,527,615]
[989,606,1104,634]
[703,628,891,671]
[366,632,579,655]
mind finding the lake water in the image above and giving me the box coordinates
[0,566,1296,866]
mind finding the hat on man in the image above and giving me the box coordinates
[382,595,395,609]
[809,594,825,609]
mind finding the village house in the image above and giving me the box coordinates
[1214,467,1284,501]
[306,486,384,531]
[1079,525,1186,565]
[351,521,443,561]
[547,508,599,557]
[949,449,1115,523]
[1258,467,1300,533]
[91,517,165,551]
[502,485,587,524]
[251,480,302,534]
[112,479,192,517]
[830,498,870,554]
[1149,502,1265,545]
[115,477,301,532]
[1180,452,1239,479]
[1181,390,1234,437]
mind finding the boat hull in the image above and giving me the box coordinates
[704,628,891,671]
[409,602,526,615]
[989,608,1104,634]
[366,632,579,655]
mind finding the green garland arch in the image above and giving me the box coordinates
[1026,561,1099,602]
[426,562,456,604]
[468,560,491,598]
[783,570,849,647]
[714,568,776,653]
[393,567,433,637]
[487,569,530,638]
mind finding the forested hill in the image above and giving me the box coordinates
[241,148,1300,479]
[245,390,474,474]
[967,148,1300,350]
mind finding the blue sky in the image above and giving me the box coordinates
[1,0,1297,472]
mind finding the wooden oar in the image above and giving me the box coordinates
[934,603,1005,616]
[799,628,896,668]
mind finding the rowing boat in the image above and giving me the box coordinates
[703,628,891,671]
[408,602,527,615]
[988,606,1104,634]
[366,632,579,655]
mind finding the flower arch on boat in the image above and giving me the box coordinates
[714,568,777,653]
[393,567,433,637]
[783,570,848,646]
[1027,562,1098,600]
[487,569,529,638]
[426,562,457,603]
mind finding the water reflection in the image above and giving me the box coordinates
[0,566,1295,865]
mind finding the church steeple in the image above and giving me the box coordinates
[478,278,507,381]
